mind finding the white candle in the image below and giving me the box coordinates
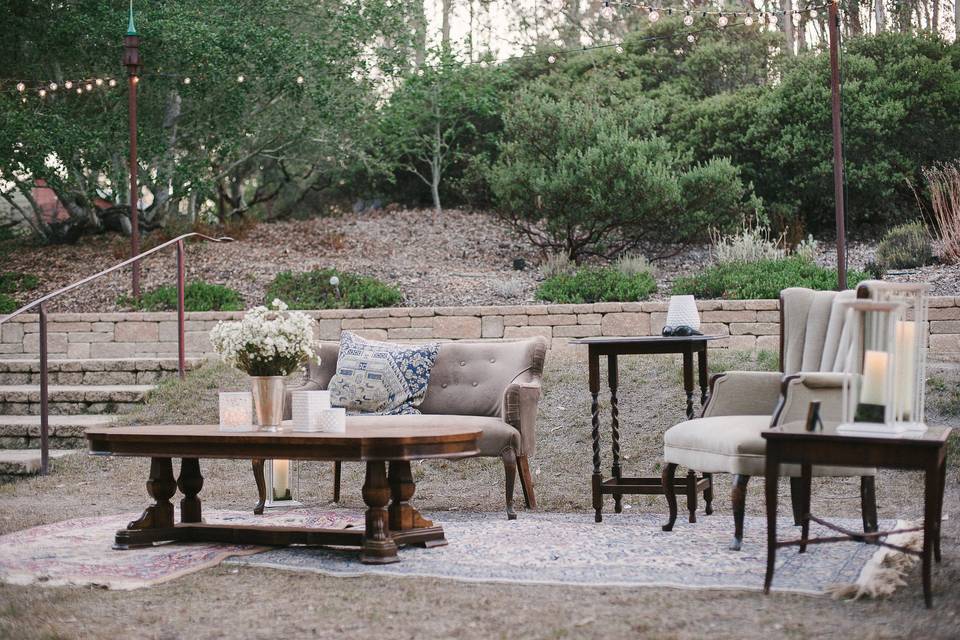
[860,350,889,406]
[273,459,289,499]
[894,321,916,420]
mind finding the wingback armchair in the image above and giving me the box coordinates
[660,287,878,550]
[252,337,548,520]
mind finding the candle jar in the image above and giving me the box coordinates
[291,390,331,432]
[857,281,930,432]
[264,458,300,508]
[837,299,907,434]
[219,392,253,432]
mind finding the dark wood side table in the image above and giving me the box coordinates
[570,335,723,522]
[762,422,951,608]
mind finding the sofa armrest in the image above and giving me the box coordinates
[282,379,326,421]
[502,379,542,458]
[772,372,849,428]
[702,371,783,418]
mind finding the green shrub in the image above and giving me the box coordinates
[0,293,16,314]
[0,271,40,313]
[876,222,933,270]
[672,257,869,299]
[536,267,656,303]
[119,282,244,312]
[266,269,402,310]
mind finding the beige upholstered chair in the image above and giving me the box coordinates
[252,337,548,519]
[660,288,877,550]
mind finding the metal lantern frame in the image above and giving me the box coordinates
[857,281,930,432]
[264,458,301,508]
[837,299,907,434]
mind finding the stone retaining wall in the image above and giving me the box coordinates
[3,297,960,358]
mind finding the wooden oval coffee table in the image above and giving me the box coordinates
[86,423,481,564]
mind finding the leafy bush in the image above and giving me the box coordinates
[536,267,656,303]
[876,222,933,270]
[672,257,869,299]
[615,253,654,277]
[119,282,244,312]
[712,226,785,264]
[0,271,40,313]
[266,269,402,310]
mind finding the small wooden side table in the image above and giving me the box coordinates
[762,422,951,608]
[570,335,723,522]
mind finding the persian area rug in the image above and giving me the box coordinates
[0,508,360,590]
[228,511,917,597]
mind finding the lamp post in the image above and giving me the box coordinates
[123,1,142,296]
[827,0,846,290]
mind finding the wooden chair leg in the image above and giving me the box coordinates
[662,463,678,531]
[730,474,750,551]
[860,475,878,533]
[517,454,536,509]
[703,473,714,515]
[686,470,698,523]
[333,461,342,503]
[501,448,518,520]
[252,459,266,515]
[790,476,805,526]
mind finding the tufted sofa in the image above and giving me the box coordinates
[252,336,548,519]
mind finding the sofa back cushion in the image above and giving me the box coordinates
[305,337,546,418]
[781,288,856,375]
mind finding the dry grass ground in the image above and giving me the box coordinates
[1,348,959,639]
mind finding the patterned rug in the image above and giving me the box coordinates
[0,508,360,590]
[228,511,898,596]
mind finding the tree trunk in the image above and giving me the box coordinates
[849,0,864,35]
[442,0,453,48]
[781,0,795,54]
[412,0,427,66]
[874,0,886,32]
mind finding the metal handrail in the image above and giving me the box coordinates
[1,232,233,475]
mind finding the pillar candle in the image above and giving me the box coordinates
[273,459,289,499]
[894,321,916,420]
[860,350,889,406]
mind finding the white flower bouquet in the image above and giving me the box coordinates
[210,299,318,377]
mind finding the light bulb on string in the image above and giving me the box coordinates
[76,87,83,94]
[648,9,660,22]
[132,76,139,84]
[183,77,191,85]
[85,83,92,91]
[809,9,818,18]
[65,80,73,89]
[768,12,778,24]
[547,54,557,64]
[38,89,46,98]
[600,2,614,20]
[718,14,728,27]
[108,78,117,87]
[49,82,58,91]
[683,12,694,26]
[744,14,753,26]
[296,75,304,85]
[95,78,103,86]
[16,82,25,92]
[237,74,245,83]
[686,34,696,43]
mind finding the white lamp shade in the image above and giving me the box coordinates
[665,295,701,330]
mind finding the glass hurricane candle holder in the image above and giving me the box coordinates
[264,458,301,508]
[218,392,253,432]
[837,299,908,435]
[857,281,930,432]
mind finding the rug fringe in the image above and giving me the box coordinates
[826,519,923,600]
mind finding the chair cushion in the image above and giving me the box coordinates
[664,415,874,477]
[328,332,440,415]
[345,414,519,456]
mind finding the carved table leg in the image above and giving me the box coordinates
[697,348,709,407]
[361,460,398,564]
[252,459,266,515]
[686,470,698,523]
[388,460,434,531]
[589,349,603,523]
[609,354,622,514]
[178,458,204,523]
[115,457,177,549]
[703,473,714,515]
[682,349,695,420]
[799,463,812,554]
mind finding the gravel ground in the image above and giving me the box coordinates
[6,211,959,314]
[1,350,959,639]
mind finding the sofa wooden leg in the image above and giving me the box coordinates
[730,474,750,551]
[790,476,805,526]
[703,473,714,515]
[252,459,266,515]
[662,463,678,531]
[860,475,878,533]
[333,461,342,504]
[686,470,698,523]
[517,454,536,509]
[501,449,518,520]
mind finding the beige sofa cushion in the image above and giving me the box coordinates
[344,414,519,457]
[664,415,873,477]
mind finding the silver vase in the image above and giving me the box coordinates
[251,376,285,431]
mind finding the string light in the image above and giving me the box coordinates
[296,75,304,84]
[600,2,615,20]
[183,77,191,84]
[615,45,624,54]
[49,82,57,91]
[95,78,103,86]
[648,9,660,22]
[686,34,696,43]
[683,12,694,26]
[237,74,245,83]
[76,87,83,94]
[744,14,754,26]
[108,78,117,87]
[38,89,46,98]
[718,14,728,27]
[16,82,25,92]
[85,82,93,91]
[64,80,73,89]
[547,54,557,64]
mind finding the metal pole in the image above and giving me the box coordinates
[176,240,186,378]
[124,5,142,297]
[828,0,847,290]
[38,303,49,475]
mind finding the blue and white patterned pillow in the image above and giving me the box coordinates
[328,332,440,415]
